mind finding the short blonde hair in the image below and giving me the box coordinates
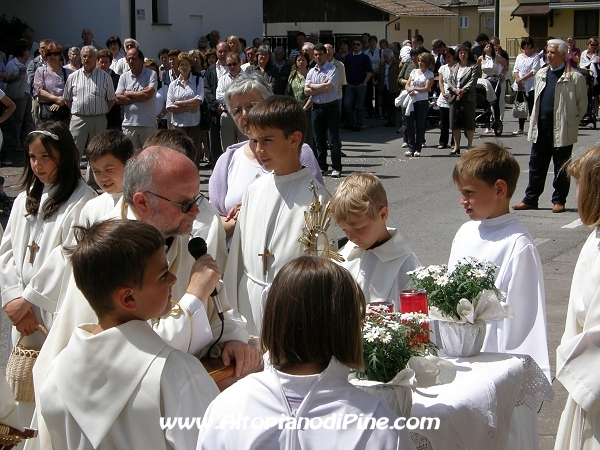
[177,52,193,65]
[329,173,388,224]
[568,146,600,228]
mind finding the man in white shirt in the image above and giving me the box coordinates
[115,48,157,150]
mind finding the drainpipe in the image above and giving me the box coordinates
[385,15,401,41]
[130,0,136,39]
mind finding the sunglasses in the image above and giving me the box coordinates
[353,43,362,47]
[227,62,239,67]
[144,191,204,214]
[46,52,61,56]
[590,43,598,47]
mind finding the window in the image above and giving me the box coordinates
[152,0,169,24]
[574,10,598,38]
[484,17,494,30]
[395,23,400,30]
[459,16,469,28]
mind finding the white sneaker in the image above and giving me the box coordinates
[331,170,341,178]
[413,151,421,157]
[402,142,408,148]
[404,150,414,157]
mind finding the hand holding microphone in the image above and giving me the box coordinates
[188,237,224,321]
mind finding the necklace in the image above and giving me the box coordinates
[259,172,300,276]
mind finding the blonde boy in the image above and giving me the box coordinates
[330,173,419,310]
[223,96,329,335]
[448,142,549,379]
[449,143,549,450]
[40,220,219,449]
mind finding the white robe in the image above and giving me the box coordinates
[0,181,96,346]
[197,357,415,450]
[448,213,549,450]
[223,168,330,335]
[41,321,219,450]
[555,229,600,450]
[29,197,245,450]
[448,213,550,380]
[78,192,122,224]
[339,228,420,310]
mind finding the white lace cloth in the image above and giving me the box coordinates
[410,353,553,450]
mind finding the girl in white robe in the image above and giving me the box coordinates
[1,121,96,348]
[198,256,416,450]
[555,146,600,450]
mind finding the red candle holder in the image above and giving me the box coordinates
[400,289,428,314]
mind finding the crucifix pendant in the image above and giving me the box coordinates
[28,240,40,264]
[258,247,274,276]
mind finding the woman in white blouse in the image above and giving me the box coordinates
[477,43,505,132]
[512,37,541,135]
[579,37,600,113]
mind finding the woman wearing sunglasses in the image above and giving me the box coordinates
[580,38,600,113]
[32,42,72,125]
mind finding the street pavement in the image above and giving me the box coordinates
[1,108,598,447]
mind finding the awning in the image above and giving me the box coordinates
[511,3,550,17]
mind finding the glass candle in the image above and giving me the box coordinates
[399,289,428,314]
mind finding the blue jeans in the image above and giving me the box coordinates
[344,84,367,127]
[312,102,342,172]
[405,100,429,153]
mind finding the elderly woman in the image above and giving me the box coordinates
[208,75,323,239]
[114,38,140,74]
[285,52,314,149]
[106,36,125,73]
[63,47,81,72]
[512,36,541,135]
[32,41,72,125]
[166,52,204,164]
[566,37,581,68]
[449,44,479,155]
[245,45,277,92]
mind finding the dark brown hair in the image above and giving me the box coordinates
[261,256,366,370]
[246,95,306,145]
[86,130,134,165]
[21,121,82,219]
[452,142,520,198]
[68,219,164,318]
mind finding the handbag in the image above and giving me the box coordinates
[6,325,48,403]
[39,103,70,122]
[512,91,528,119]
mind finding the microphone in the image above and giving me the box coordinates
[188,237,224,320]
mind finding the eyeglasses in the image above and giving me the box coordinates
[46,52,61,57]
[353,43,362,47]
[144,191,204,214]
[227,62,239,67]
[231,102,258,118]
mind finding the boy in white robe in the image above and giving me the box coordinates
[40,219,220,450]
[448,142,549,450]
[223,96,330,335]
[80,130,134,223]
[330,173,419,310]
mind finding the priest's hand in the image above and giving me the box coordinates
[4,297,33,325]
[221,340,262,378]
[187,254,221,302]
[15,309,38,336]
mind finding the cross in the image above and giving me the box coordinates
[258,247,274,276]
[27,240,40,264]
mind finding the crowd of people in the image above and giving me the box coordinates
[0,24,599,450]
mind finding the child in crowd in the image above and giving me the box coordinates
[223,96,329,335]
[330,173,419,310]
[40,219,219,449]
[82,129,134,222]
[448,142,549,449]
[555,146,600,450]
[198,256,415,450]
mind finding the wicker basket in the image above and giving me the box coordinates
[5,325,48,403]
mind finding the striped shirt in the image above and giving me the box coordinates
[63,67,115,116]
[305,61,340,104]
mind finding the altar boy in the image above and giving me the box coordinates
[329,173,419,310]
[223,96,330,335]
[81,129,134,222]
[448,143,549,450]
[40,219,219,450]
